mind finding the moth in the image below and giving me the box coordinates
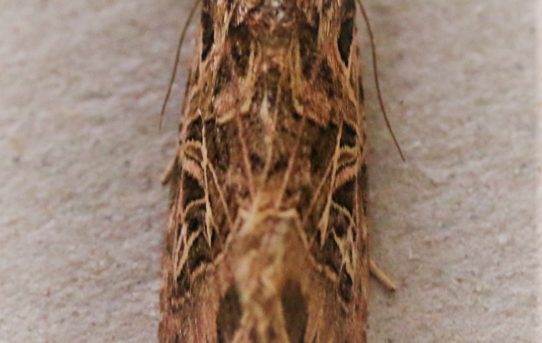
[159,0,399,342]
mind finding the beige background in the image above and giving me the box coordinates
[0,1,539,342]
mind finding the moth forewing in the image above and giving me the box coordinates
[160,0,371,342]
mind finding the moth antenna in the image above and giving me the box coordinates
[356,0,406,162]
[159,0,201,130]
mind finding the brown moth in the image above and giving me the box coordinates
[159,0,395,342]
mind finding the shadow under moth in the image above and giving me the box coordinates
[159,0,401,342]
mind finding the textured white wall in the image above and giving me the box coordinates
[0,1,538,342]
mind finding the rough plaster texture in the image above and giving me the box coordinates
[0,1,539,342]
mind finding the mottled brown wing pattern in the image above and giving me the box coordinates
[160,0,369,342]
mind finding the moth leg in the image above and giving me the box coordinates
[161,155,178,185]
[370,258,397,292]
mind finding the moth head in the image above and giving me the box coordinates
[234,0,298,40]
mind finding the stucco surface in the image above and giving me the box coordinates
[0,1,539,342]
